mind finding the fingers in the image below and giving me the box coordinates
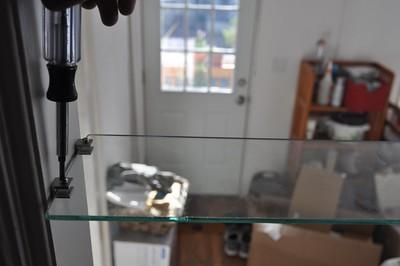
[42,0,135,26]
[118,0,136,16]
[97,0,119,26]
[42,0,84,10]
[82,0,97,9]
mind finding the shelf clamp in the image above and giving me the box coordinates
[51,177,73,199]
[75,137,94,155]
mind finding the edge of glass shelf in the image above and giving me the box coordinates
[84,133,398,142]
[45,212,400,225]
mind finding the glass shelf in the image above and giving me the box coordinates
[47,134,400,224]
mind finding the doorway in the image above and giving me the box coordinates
[141,0,258,194]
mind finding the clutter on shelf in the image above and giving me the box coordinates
[315,63,390,112]
[291,59,394,140]
[247,164,382,266]
[107,163,189,234]
[223,224,252,259]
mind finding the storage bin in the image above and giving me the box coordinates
[344,79,390,112]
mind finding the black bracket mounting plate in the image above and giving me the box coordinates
[75,137,94,155]
[51,177,73,198]
[50,138,93,199]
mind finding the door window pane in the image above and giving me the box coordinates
[187,10,211,51]
[210,54,235,94]
[189,0,211,5]
[159,0,240,94]
[186,53,209,93]
[161,9,185,50]
[161,52,185,92]
[214,11,238,52]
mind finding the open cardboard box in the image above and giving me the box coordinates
[248,224,382,266]
[289,165,375,237]
[248,165,382,266]
[288,165,344,232]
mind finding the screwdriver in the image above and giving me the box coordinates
[43,5,81,196]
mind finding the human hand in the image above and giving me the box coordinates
[41,0,136,26]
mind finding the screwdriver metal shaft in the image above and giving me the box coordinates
[56,102,69,183]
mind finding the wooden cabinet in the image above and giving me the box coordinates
[291,60,395,140]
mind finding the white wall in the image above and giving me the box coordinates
[241,0,346,191]
[246,0,400,140]
[76,10,139,266]
[241,0,400,190]
[336,0,400,103]
[78,11,135,135]
[246,0,345,139]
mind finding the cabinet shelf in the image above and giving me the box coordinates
[310,105,348,113]
[291,60,395,140]
[47,134,400,224]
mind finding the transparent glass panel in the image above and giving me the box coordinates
[187,10,211,52]
[161,9,185,50]
[213,10,238,52]
[47,135,400,224]
[186,52,209,92]
[161,51,185,92]
[210,53,235,94]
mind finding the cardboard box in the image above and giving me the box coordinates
[248,224,382,266]
[289,165,344,232]
[113,226,177,266]
[332,224,375,241]
[375,225,400,261]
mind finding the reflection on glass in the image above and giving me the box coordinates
[161,9,185,50]
[214,10,238,52]
[210,54,235,94]
[187,10,211,51]
[186,53,209,92]
[161,51,185,92]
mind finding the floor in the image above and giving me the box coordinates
[178,224,246,266]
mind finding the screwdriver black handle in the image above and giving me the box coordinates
[46,64,78,103]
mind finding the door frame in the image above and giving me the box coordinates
[130,0,147,162]
[0,0,56,265]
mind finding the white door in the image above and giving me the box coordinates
[142,0,257,194]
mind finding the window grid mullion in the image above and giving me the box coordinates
[161,3,238,11]
[161,48,235,55]
[208,0,215,91]
[183,0,189,91]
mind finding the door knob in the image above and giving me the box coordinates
[237,78,247,87]
[236,95,246,105]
